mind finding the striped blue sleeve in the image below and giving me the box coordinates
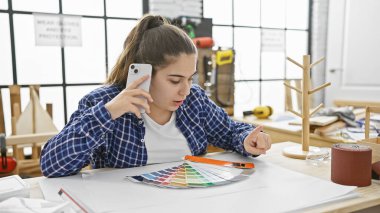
[40,97,115,177]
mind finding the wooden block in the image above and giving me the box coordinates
[289,116,338,126]
[314,121,346,136]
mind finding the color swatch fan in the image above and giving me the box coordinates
[126,161,253,189]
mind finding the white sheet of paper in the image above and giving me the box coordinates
[39,153,357,213]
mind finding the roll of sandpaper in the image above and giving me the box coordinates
[331,143,372,187]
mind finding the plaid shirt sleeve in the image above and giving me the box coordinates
[40,94,115,177]
[196,87,255,157]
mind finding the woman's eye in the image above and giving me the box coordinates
[170,80,180,84]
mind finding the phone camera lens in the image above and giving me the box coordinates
[131,65,135,69]
[134,69,138,74]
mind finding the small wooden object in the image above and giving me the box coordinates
[283,55,331,159]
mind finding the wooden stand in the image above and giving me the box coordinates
[283,55,331,159]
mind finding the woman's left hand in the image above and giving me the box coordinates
[243,125,272,155]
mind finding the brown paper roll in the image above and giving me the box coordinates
[331,143,372,187]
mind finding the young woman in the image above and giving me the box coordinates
[40,14,272,177]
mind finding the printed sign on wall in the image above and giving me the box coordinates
[261,29,285,52]
[34,13,82,47]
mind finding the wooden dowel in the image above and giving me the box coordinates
[310,103,324,116]
[310,57,325,68]
[284,82,302,94]
[309,82,331,94]
[288,109,302,118]
[286,57,303,69]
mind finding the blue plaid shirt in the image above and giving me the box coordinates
[40,85,255,177]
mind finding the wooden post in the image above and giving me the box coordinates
[11,103,21,135]
[302,55,311,152]
[30,86,36,134]
[9,85,21,118]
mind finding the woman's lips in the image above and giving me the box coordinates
[173,100,184,106]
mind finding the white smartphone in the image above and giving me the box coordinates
[126,63,152,113]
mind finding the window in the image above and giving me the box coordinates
[0,0,310,135]
[0,0,142,135]
[106,0,142,18]
[62,0,104,16]
[12,0,58,13]
[107,19,136,73]
[204,0,310,116]
[0,0,8,9]
[66,86,99,121]
[14,14,62,85]
[0,14,13,85]
[65,18,106,84]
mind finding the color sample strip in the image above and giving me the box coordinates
[126,162,249,189]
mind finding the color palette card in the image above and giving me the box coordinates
[126,161,253,189]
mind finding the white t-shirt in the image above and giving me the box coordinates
[142,113,192,164]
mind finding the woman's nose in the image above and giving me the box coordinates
[179,81,191,96]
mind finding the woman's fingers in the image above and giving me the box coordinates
[256,133,269,149]
[244,145,267,155]
[127,89,153,102]
[126,75,150,90]
[244,126,272,155]
[246,125,263,143]
[128,105,142,119]
[128,97,151,113]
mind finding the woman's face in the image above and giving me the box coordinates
[149,53,197,113]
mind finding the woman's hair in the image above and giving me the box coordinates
[105,14,197,87]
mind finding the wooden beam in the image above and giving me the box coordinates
[334,100,380,108]
[5,132,57,146]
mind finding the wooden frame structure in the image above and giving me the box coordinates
[1,85,58,176]
[282,55,331,159]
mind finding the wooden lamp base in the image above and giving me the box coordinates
[282,145,322,160]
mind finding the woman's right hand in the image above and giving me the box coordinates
[105,75,153,120]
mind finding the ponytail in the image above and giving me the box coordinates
[105,14,197,87]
